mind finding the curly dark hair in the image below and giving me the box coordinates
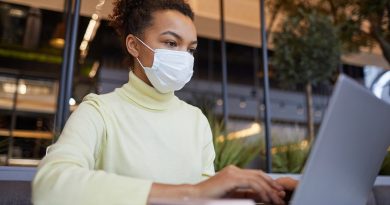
[110,0,194,66]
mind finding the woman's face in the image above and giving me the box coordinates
[126,10,197,85]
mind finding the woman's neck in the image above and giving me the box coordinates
[133,66,153,87]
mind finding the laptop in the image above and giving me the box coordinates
[289,74,390,205]
[149,74,390,205]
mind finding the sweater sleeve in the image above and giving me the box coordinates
[32,98,152,205]
[200,113,216,180]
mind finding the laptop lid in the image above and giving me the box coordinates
[290,74,390,205]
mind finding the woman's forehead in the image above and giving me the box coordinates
[145,10,197,41]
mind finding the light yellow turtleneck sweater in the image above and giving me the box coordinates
[32,72,216,205]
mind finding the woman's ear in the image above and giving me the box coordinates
[125,34,139,58]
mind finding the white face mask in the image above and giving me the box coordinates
[134,36,194,93]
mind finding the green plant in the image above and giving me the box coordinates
[271,140,310,173]
[214,137,262,172]
[0,48,62,64]
[271,141,390,175]
[195,96,261,172]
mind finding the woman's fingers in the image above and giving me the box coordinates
[257,181,284,204]
[230,189,286,205]
[242,175,284,204]
[258,171,284,191]
[224,166,284,204]
[277,190,286,198]
[275,177,299,191]
[247,169,284,191]
[196,165,287,204]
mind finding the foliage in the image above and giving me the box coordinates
[271,8,341,142]
[380,151,390,175]
[318,0,390,63]
[267,0,390,59]
[312,0,373,53]
[272,9,340,86]
[195,96,261,172]
[0,48,62,64]
[272,143,390,176]
[272,141,310,173]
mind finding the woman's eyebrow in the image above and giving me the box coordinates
[160,31,182,40]
[160,31,197,45]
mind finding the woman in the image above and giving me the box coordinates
[32,0,296,204]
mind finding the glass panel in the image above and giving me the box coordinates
[0,76,57,166]
[14,78,58,113]
[0,1,65,166]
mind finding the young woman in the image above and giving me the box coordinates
[32,0,296,204]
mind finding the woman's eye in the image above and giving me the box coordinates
[165,41,177,47]
[188,48,197,55]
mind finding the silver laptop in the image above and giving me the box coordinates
[290,74,390,205]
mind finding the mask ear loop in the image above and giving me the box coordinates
[134,35,155,69]
[134,36,155,52]
[135,57,146,68]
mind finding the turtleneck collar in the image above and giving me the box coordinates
[116,71,178,110]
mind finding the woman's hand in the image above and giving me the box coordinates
[275,177,298,191]
[275,177,298,203]
[148,166,297,204]
[193,165,286,204]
